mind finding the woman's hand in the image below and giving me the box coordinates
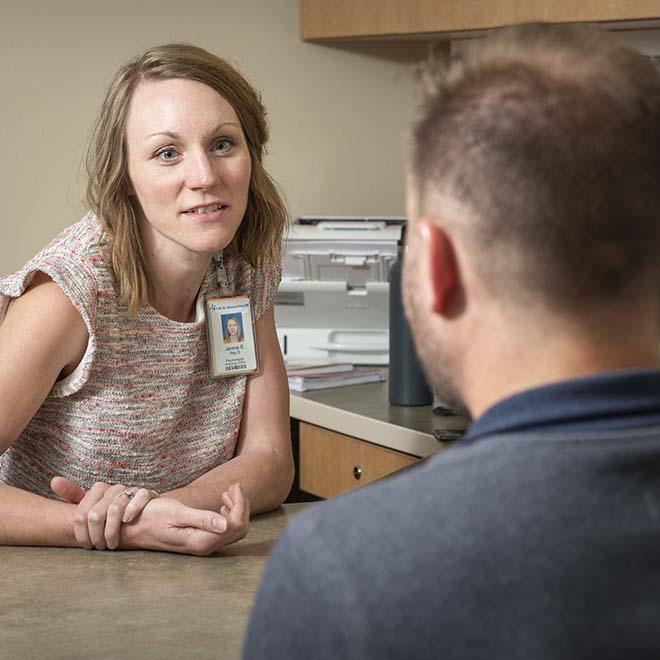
[218,483,251,546]
[51,477,250,555]
[123,484,250,556]
[51,476,160,550]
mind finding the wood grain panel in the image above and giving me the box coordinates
[300,0,517,40]
[299,421,417,498]
[516,0,660,24]
[300,0,660,40]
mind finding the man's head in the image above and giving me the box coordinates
[404,23,660,411]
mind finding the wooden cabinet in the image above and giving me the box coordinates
[515,1,660,24]
[300,0,660,40]
[299,421,418,498]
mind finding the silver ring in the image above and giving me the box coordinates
[121,489,135,499]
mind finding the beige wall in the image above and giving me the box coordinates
[0,0,425,275]
[4,2,656,277]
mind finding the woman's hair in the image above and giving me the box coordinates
[85,43,287,314]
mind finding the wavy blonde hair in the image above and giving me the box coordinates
[85,43,287,314]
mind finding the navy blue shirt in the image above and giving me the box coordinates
[245,369,660,660]
[466,368,660,440]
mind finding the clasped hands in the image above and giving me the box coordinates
[50,477,249,556]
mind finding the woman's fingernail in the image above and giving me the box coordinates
[122,513,132,523]
[212,517,227,532]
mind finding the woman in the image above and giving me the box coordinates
[0,44,293,555]
[224,316,244,344]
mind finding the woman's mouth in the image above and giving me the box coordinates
[184,203,227,218]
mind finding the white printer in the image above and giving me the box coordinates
[274,216,405,365]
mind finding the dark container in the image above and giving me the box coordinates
[388,227,433,406]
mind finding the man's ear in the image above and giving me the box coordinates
[418,219,459,316]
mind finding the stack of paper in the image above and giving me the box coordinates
[286,363,385,392]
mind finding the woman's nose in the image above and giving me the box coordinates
[186,152,219,189]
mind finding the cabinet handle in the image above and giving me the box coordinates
[353,465,362,480]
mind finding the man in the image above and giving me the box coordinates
[244,23,660,659]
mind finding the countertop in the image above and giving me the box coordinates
[0,503,311,660]
[289,373,467,457]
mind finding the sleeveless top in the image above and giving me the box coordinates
[0,213,281,497]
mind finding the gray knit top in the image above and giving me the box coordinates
[0,214,281,497]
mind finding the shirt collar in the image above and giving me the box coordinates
[464,368,660,442]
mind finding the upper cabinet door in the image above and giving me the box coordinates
[300,0,660,40]
[516,0,660,25]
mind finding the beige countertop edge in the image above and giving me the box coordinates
[290,394,441,458]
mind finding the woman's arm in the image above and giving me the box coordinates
[165,306,294,514]
[0,483,78,546]
[0,273,88,545]
[0,277,287,552]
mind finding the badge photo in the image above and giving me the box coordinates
[206,296,259,377]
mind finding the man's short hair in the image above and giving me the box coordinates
[409,23,660,310]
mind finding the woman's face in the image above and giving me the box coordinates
[227,318,239,336]
[125,78,251,261]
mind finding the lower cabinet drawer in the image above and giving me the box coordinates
[299,422,418,499]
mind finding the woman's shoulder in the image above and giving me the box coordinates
[39,212,104,261]
[220,254,282,321]
[0,214,109,398]
[1,213,107,324]
[3,213,105,278]
[3,214,101,275]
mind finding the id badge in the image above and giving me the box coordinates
[206,296,260,377]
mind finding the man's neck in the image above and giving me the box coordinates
[462,313,660,420]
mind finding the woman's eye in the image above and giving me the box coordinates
[156,148,178,162]
[214,139,233,153]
